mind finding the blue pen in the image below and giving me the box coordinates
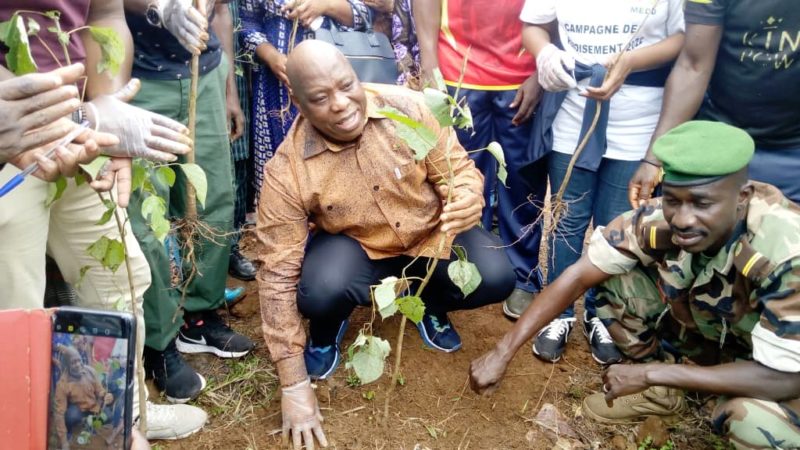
[0,121,91,198]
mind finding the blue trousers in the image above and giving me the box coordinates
[449,87,547,293]
[750,146,800,204]
[547,152,639,317]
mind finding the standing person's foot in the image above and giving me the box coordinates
[502,288,534,319]
[144,340,207,404]
[228,248,256,281]
[176,310,255,358]
[582,386,685,424]
[582,311,623,365]
[416,312,462,352]
[145,402,208,440]
[532,317,576,362]
[304,319,349,380]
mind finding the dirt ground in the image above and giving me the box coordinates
[157,239,720,450]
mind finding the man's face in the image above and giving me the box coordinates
[661,177,745,254]
[293,61,367,143]
[67,353,83,378]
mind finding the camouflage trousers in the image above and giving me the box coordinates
[594,266,800,450]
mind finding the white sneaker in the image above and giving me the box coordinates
[145,401,208,441]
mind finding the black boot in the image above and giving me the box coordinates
[228,247,256,281]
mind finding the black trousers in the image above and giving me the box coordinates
[297,227,516,345]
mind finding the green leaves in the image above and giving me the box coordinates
[95,198,116,225]
[423,88,452,128]
[448,259,482,298]
[345,331,391,385]
[486,141,507,186]
[376,106,437,161]
[45,176,68,207]
[88,26,124,77]
[374,276,400,319]
[155,165,176,187]
[181,163,207,208]
[80,155,111,181]
[141,195,170,242]
[87,236,125,273]
[396,295,425,324]
[0,14,37,75]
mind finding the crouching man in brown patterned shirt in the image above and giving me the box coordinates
[254,40,516,449]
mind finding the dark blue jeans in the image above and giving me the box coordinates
[750,146,800,204]
[547,152,639,318]
[449,86,547,293]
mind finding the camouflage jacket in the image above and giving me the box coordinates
[587,182,800,372]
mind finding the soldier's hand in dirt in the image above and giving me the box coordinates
[469,348,509,395]
[0,63,85,164]
[510,74,542,126]
[583,52,633,101]
[281,379,328,449]
[628,160,661,209]
[87,79,193,163]
[158,0,211,55]
[602,363,651,405]
[436,184,484,237]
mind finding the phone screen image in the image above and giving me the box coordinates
[48,310,133,450]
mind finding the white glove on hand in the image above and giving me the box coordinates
[536,43,577,92]
[88,79,192,162]
[158,0,210,55]
[281,379,328,450]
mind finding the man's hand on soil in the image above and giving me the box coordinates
[281,379,329,449]
[602,363,652,404]
[469,347,509,395]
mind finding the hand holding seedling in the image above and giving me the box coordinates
[281,379,328,449]
[158,0,212,55]
[87,79,193,162]
[436,183,484,236]
[583,51,634,101]
[0,64,86,165]
[282,0,330,28]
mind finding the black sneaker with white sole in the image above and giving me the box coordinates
[582,311,623,365]
[176,310,255,358]
[532,317,575,362]
[144,340,207,404]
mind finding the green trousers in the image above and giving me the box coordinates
[128,58,234,350]
[595,267,800,449]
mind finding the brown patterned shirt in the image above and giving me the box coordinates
[255,83,483,386]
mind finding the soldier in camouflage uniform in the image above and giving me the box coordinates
[469,121,800,449]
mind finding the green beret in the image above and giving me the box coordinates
[653,121,754,186]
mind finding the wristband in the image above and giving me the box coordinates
[639,158,662,168]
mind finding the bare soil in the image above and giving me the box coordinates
[158,238,717,450]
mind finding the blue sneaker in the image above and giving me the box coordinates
[304,319,349,380]
[416,313,462,353]
[224,287,245,304]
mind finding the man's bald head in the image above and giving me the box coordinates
[285,40,367,143]
[287,40,352,98]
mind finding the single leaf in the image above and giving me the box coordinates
[345,334,390,385]
[131,161,148,191]
[374,276,399,319]
[95,199,116,225]
[432,67,447,91]
[104,239,125,272]
[43,10,61,20]
[140,195,165,221]
[87,236,110,263]
[56,30,69,46]
[181,163,207,208]
[45,176,68,207]
[447,260,482,297]
[150,214,170,243]
[376,106,437,160]
[26,18,40,36]
[1,15,37,75]
[485,141,508,186]
[156,165,176,187]
[396,295,425,324]
[347,331,368,361]
[423,88,454,128]
[80,155,110,180]
[88,26,124,76]
[452,99,474,130]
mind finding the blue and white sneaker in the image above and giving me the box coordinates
[415,313,462,353]
[304,319,349,380]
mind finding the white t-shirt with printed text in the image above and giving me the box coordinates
[520,0,684,160]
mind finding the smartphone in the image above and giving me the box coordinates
[47,307,136,450]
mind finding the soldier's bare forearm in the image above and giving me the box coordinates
[495,256,611,363]
[644,360,800,402]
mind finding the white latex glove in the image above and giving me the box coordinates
[158,0,210,55]
[87,79,192,163]
[536,43,577,92]
[281,379,328,450]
